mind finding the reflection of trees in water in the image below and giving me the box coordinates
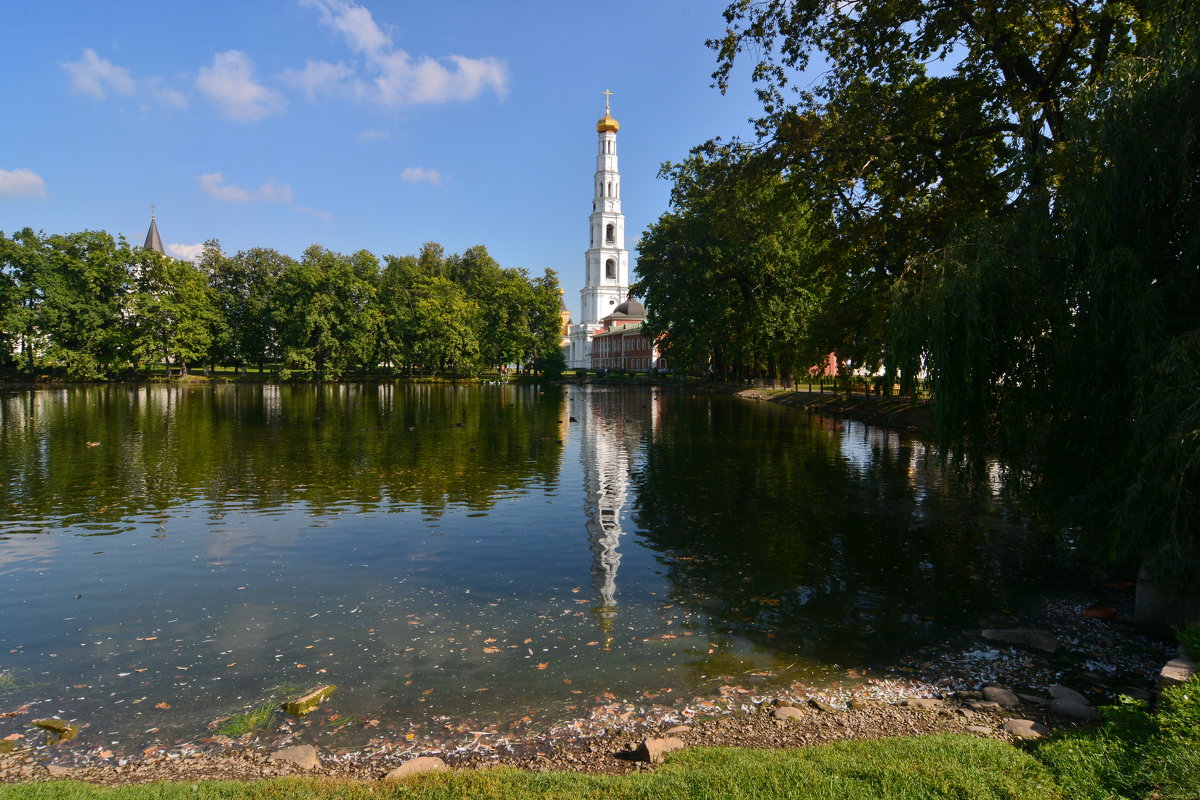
[572,387,661,646]
[630,398,1054,664]
[0,384,565,530]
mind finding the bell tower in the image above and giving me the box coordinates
[582,91,629,324]
[568,92,629,368]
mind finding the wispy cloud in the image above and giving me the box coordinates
[196,51,284,122]
[281,59,358,101]
[357,128,390,141]
[61,49,136,98]
[0,168,47,199]
[62,49,187,112]
[167,243,206,262]
[291,205,333,221]
[298,0,508,106]
[401,166,444,187]
[198,172,293,203]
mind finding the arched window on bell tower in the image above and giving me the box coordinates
[605,258,616,280]
[605,223,614,243]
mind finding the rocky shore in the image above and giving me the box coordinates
[0,585,1174,786]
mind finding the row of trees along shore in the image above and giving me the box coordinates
[636,0,1199,592]
[0,235,566,381]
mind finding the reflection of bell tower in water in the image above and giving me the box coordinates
[576,388,661,646]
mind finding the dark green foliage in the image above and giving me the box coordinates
[1178,623,1200,660]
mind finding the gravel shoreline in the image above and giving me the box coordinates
[1,584,1174,786]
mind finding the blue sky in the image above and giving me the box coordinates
[0,0,767,317]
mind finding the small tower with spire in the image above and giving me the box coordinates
[143,204,165,255]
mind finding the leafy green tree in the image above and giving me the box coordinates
[273,246,379,380]
[35,230,133,379]
[408,275,480,375]
[637,145,824,383]
[206,242,292,375]
[129,249,218,376]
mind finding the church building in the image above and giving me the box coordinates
[565,95,665,372]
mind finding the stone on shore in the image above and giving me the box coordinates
[632,737,685,763]
[282,685,337,717]
[772,706,805,721]
[1047,685,1090,706]
[32,719,78,743]
[1003,719,1050,739]
[966,700,1004,713]
[384,756,448,779]
[981,686,1021,708]
[980,629,1059,653]
[899,698,944,710]
[46,765,75,778]
[268,744,320,770]
[1159,657,1196,689]
[1049,699,1101,722]
[1016,693,1049,707]
[966,725,994,735]
[808,698,840,713]
[662,725,692,735]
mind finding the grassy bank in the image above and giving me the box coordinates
[2,735,1057,800]
[8,676,1198,799]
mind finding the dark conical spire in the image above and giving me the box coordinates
[143,206,165,254]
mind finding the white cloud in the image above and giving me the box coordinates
[256,178,294,204]
[198,172,252,203]
[298,0,508,106]
[61,49,188,111]
[357,128,389,141]
[198,172,293,204]
[281,59,358,101]
[145,77,188,109]
[167,243,206,262]
[292,205,333,221]
[196,51,284,122]
[61,49,136,98]
[401,166,444,187]
[302,0,392,55]
[0,168,47,198]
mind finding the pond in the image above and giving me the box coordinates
[0,384,1055,752]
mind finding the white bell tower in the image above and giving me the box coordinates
[568,92,628,368]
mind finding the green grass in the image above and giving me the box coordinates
[0,671,17,693]
[1034,675,1200,800]
[0,735,1059,800]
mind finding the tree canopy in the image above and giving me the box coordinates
[0,233,566,381]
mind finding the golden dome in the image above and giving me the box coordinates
[597,113,620,133]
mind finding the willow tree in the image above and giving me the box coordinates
[895,0,1200,589]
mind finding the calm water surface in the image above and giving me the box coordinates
[0,384,1051,749]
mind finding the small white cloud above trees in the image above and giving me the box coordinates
[0,168,47,199]
[167,243,206,262]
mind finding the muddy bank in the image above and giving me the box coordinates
[0,583,1172,786]
[729,387,934,435]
